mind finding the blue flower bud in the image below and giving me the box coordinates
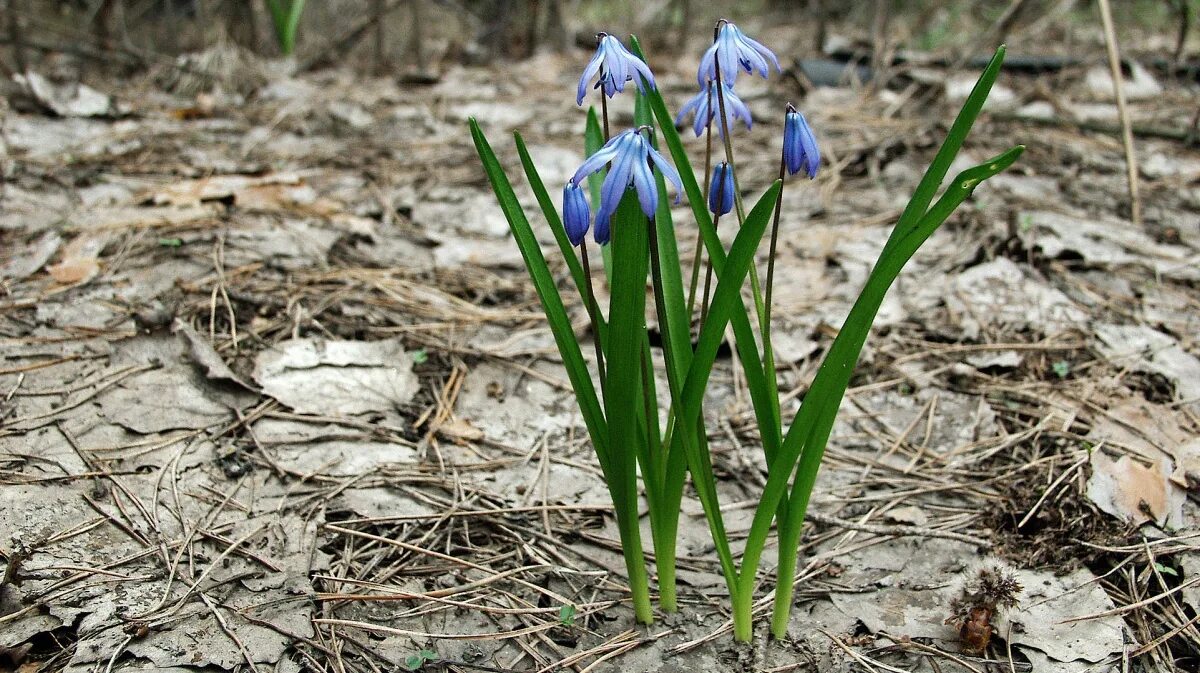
[784,105,820,179]
[562,182,590,246]
[708,162,734,216]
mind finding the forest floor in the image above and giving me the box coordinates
[1,19,1199,673]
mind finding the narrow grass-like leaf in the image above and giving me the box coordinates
[514,132,592,311]
[469,119,611,478]
[584,108,615,282]
[742,147,1024,634]
[882,45,1007,258]
[266,0,306,55]
[606,191,655,624]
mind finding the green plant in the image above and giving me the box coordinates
[403,648,438,671]
[470,24,1020,642]
[266,0,306,55]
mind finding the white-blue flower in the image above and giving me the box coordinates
[675,82,752,138]
[697,21,780,87]
[577,33,657,105]
[571,128,683,244]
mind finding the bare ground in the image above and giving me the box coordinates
[1,19,1199,673]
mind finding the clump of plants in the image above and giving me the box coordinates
[470,19,1022,642]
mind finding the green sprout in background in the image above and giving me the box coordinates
[471,20,1021,642]
[266,0,306,55]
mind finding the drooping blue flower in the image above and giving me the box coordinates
[697,21,781,87]
[675,82,752,137]
[571,128,683,244]
[576,33,657,105]
[708,162,735,215]
[562,181,591,246]
[783,104,820,179]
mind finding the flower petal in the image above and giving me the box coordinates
[631,154,658,217]
[571,133,623,184]
[630,53,656,93]
[577,49,604,105]
[697,44,717,86]
[596,135,636,225]
[742,33,781,73]
[648,146,683,204]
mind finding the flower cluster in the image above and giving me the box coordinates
[563,24,819,247]
[564,33,681,245]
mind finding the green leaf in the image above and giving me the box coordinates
[469,119,611,479]
[513,131,603,341]
[584,107,614,285]
[158,237,183,248]
[266,0,306,55]
[1052,360,1070,379]
[585,107,605,204]
[742,146,1025,600]
[411,349,428,365]
[605,190,655,624]
[881,45,1007,258]
[558,604,577,625]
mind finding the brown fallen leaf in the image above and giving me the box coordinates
[1086,450,1185,528]
[439,417,484,442]
[46,256,100,285]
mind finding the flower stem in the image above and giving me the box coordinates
[698,202,723,329]
[712,43,782,440]
[579,240,606,395]
[600,82,611,142]
[685,82,715,330]
[764,151,787,331]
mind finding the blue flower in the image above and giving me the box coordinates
[783,105,820,178]
[571,128,683,244]
[562,181,591,246]
[697,21,780,87]
[675,82,752,137]
[577,33,657,105]
[708,162,735,215]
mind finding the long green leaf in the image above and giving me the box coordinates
[739,146,1024,598]
[881,45,1007,258]
[606,190,654,623]
[514,133,591,308]
[469,119,611,478]
[584,108,615,284]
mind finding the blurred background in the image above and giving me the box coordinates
[0,1,1195,78]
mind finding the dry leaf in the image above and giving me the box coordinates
[46,257,99,285]
[1086,451,1185,528]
